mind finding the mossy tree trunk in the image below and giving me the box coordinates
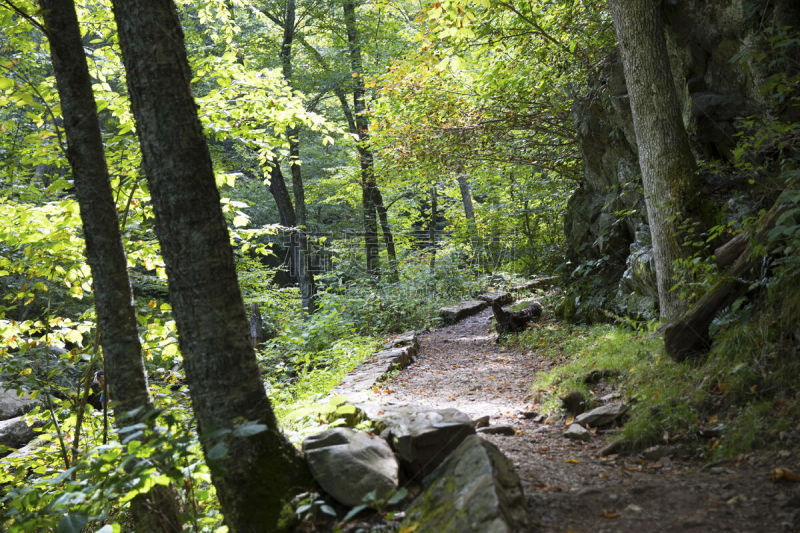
[609,0,700,321]
[109,0,312,530]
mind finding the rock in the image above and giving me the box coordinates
[564,423,590,442]
[575,402,628,427]
[641,445,676,461]
[583,369,621,384]
[477,291,512,306]
[0,387,36,419]
[511,277,558,292]
[474,415,490,428]
[384,331,419,359]
[477,426,516,436]
[330,344,415,397]
[492,301,542,335]
[439,300,488,325]
[560,390,587,415]
[531,425,554,435]
[598,439,626,456]
[402,435,528,533]
[0,416,36,450]
[302,427,399,507]
[375,406,475,479]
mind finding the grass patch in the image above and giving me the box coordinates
[512,311,800,458]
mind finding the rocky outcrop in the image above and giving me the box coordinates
[303,427,399,507]
[563,0,800,321]
[402,435,528,532]
[375,406,476,480]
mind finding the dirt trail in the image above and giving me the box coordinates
[381,307,800,532]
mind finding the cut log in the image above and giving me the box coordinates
[492,301,542,335]
[664,198,787,361]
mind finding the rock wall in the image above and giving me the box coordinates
[562,0,800,321]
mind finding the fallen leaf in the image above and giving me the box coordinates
[565,458,579,464]
[772,467,800,482]
[601,510,619,519]
[625,504,642,513]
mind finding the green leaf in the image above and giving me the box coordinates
[56,513,88,533]
[232,421,268,438]
[0,77,13,90]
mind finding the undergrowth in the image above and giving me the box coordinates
[514,304,800,459]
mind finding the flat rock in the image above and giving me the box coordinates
[375,406,475,479]
[0,387,35,419]
[575,402,628,427]
[303,427,399,507]
[564,423,590,442]
[439,300,488,325]
[0,416,36,450]
[477,425,516,436]
[477,291,512,305]
[402,435,528,532]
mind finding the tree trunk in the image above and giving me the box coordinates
[429,185,437,271]
[39,2,181,530]
[280,0,316,312]
[109,1,312,530]
[374,186,399,281]
[609,0,699,321]
[456,172,482,263]
[343,0,380,279]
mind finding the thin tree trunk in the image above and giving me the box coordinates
[109,1,312,530]
[281,0,316,312]
[268,161,302,286]
[456,172,482,265]
[343,0,380,279]
[373,187,399,281]
[429,184,437,271]
[609,0,699,321]
[39,2,181,531]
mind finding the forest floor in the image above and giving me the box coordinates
[373,307,800,532]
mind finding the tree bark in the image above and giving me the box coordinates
[456,172,482,262]
[343,0,380,279]
[373,186,399,281]
[39,2,181,530]
[280,0,316,312]
[429,184,437,271]
[609,0,699,321]
[109,1,312,530]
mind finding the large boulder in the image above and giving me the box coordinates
[375,406,475,480]
[402,435,528,533]
[0,416,36,451]
[302,427,399,507]
[0,387,36,419]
